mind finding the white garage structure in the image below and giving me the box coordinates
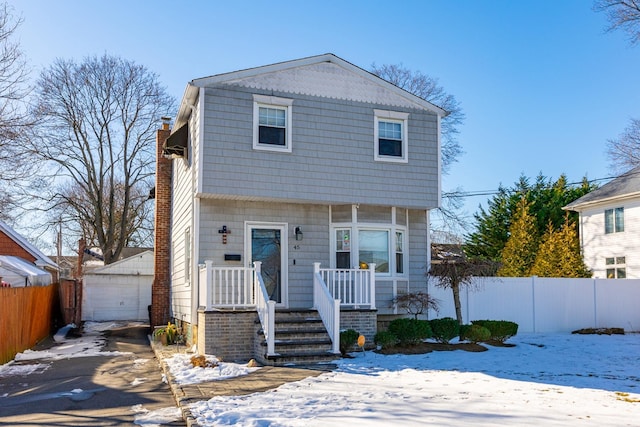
[82,250,153,321]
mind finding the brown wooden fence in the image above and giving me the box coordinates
[0,284,59,365]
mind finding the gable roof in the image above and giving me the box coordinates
[564,165,640,211]
[173,53,448,131]
[0,220,58,270]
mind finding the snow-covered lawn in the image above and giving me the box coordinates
[185,333,640,427]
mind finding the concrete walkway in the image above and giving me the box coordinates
[0,325,184,427]
[151,342,327,427]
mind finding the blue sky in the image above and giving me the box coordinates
[11,0,640,233]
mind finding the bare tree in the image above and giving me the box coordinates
[29,54,175,264]
[0,2,32,222]
[429,257,497,325]
[606,117,640,173]
[594,0,640,45]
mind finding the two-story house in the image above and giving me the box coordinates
[564,165,640,279]
[153,54,446,364]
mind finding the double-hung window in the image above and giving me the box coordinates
[604,207,624,234]
[374,109,409,162]
[253,94,293,152]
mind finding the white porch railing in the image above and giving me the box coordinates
[198,260,275,355]
[253,261,276,356]
[313,263,340,354]
[316,263,376,309]
[199,260,255,310]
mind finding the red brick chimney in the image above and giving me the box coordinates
[151,118,173,327]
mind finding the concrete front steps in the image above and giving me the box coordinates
[256,309,341,367]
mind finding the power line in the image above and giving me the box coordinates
[443,169,640,200]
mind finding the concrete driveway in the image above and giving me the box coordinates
[0,324,185,426]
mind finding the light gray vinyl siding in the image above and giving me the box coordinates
[408,209,429,292]
[170,105,200,323]
[198,199,331,309]
[199,86,439,209]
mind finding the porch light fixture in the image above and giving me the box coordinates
[295,226,303,241]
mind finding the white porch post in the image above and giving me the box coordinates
[369,263,376,310]
[201,260,213,310]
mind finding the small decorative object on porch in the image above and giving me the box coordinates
[357,334,366,356]
[359,261,369,269]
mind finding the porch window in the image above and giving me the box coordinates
[604,207,624,234]
[374,109,409,163]
[396,231,404,274]
[253,95,293,152]
[359,229,389,273]
[335,229,351,269]
[605,256,626,279]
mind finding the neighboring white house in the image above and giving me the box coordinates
[82,250,153,321]
[564,165,640,279]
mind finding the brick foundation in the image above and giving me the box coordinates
[340,309,378,350]
[197,309,259,362]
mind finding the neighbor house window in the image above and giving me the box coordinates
[374,109,409,162]
[253,94,293,152]
[604,207,624,234]
[359,229,389,273]
[335,229,351,269]
[184,228,191,282]
[605,256,626,279]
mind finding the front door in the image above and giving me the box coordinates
[246,222,288,307]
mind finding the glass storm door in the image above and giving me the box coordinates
[248,224,287,305]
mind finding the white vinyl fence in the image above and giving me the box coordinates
[425,277,640,333]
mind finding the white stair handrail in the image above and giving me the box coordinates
[253,261,276,356]
[313,262,340,354]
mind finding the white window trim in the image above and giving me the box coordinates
[605,256,626,279]
[374,109,409,163]
[329,206,408,277]
[253,94,293,153]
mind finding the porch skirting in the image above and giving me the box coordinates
[197,308,259,362]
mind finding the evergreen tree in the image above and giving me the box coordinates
[530,218,591,278]
[465,174,596,261]
[497,197,538,277]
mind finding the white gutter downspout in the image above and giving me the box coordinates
[191,87,205,327]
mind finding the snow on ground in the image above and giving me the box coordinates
[132,404,183,426]
[13,321,133,362]
[188,333,640,427]
[0,321,135,377]
[165,353,260,385]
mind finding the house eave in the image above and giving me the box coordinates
[563,191,640,212]
[189,53,448,117]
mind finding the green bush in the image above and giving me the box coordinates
[387,318,432,345]
[374,330,398,349]
[460,324,491,343]
[429,317,460,344]
[471,320,518,342]
[340,329,359,355]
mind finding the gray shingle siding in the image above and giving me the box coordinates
[200,86,439,209]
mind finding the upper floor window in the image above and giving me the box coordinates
[605,256,626,279]
[253,94,293,152]
[604,207,624,234]
[374,109,409,163]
